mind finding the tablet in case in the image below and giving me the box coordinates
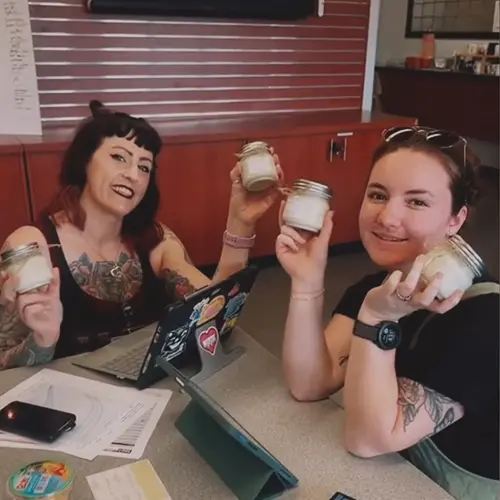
[157,357,299,500]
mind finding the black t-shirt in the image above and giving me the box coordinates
[333,271,499,480]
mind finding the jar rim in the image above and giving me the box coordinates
[447,235,485,277]
[237,141,270,159]
[292,179,333,200]
[0,242,41,263]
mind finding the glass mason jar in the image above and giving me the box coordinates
[0,242,53,294]
[282,179,333,233]
[237,141,278,192]
[421,234,485,300]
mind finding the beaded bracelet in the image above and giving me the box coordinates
[223,230,256,249]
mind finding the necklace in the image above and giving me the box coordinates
[82,235,124,279]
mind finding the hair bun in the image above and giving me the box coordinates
[89,99,107,117]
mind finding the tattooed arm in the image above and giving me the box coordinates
[0,226,58,370]
[343,309,463,458]
[0,307,56,369]
[153,226,210,301]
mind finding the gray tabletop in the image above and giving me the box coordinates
[0,329,452,500]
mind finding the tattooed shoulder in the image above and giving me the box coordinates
[397,377,463,434]
[68,251,143,302]
[161,268,195,300]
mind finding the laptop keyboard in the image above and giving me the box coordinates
[100,339,151,377]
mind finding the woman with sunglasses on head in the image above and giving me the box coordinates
[0,100,282,370]
[276,127,499,500]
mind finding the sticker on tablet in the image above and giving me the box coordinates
[189,298,210,326]
[158,323,191,361]
[198,326,219,355]
[224,292,248,320]
[197,295,226,326]
[221,316,239,336]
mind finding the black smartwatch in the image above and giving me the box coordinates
[353,319,402,350]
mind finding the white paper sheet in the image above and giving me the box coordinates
[0,369,156,460]
[87,460,171,500]
[0,0,42,135]
[100,388,172,459]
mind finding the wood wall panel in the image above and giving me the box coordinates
[29,0,371,128]
[0,144,32,243]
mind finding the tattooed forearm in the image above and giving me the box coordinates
[163,227,193,265]
[339,355,349,367]
[0,333,55,369]
[397,378,461,434]
[0,305,55,370]
[162,268,196,300]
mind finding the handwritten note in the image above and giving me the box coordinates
[87,460,172,500]
[0,0,41,135]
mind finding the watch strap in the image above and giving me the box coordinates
[353,320,377,343]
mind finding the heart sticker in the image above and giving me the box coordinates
[198,326,219,355]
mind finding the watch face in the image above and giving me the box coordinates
[377,322,401,350]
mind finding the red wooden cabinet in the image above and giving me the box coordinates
[24,148,65,220]
[250,134,312,258]
[156,139,242,267]
[0,144,31,243]
[309,128,383,245]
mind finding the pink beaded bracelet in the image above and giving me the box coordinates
[223,230,256,249]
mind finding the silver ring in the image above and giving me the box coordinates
[395,288,412,302]
[232,179,241,185]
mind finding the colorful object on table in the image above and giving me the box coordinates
[7,460,74,499]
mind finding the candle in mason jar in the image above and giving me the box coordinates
[237,141,278,192]
[420,235,485,300]
[282,179,333,233]
[0,242,53,294]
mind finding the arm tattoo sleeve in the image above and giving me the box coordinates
[161,268,196,300]
[339,355,349,367]
[163,227,193,265]
[0,306,55,370]
[398,378,459,434]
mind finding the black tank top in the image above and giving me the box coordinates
[38,217,172,359]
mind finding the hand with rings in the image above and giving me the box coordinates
[359,254,464,324]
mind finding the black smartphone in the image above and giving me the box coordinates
[0,401,76,443]
[330,493,357,500]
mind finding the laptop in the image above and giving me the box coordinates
[157,357,299,499]
[73,265,259,389]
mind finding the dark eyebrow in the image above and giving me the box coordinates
[367,183,433,197]
[112,145,152,164]
[405,189,434,197]
[367,182,386,191]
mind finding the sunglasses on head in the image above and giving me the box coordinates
[382,126,467,167]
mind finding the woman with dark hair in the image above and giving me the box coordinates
[0,100,282,368]
[276,127,499,499]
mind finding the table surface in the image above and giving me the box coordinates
[0,330,453,500]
